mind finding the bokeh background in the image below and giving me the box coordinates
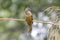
[0,0,60,40]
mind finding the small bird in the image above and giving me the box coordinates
[25,7,33,33]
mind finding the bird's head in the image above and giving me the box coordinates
[25,7,31,16]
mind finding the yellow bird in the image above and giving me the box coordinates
[25,7,33,33]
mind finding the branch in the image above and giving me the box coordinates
[0,18,25,22]
[0,18,59,25]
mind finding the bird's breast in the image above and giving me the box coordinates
[26,16,32,25]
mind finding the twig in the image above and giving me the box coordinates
[0,18,25,21]
[0,18,59,25]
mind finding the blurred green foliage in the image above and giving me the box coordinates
[0,0,60,40]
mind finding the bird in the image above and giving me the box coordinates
[25,7,33,33]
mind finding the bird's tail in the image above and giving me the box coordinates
[28,25,32,33]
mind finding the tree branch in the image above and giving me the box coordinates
[0,18,59,25]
